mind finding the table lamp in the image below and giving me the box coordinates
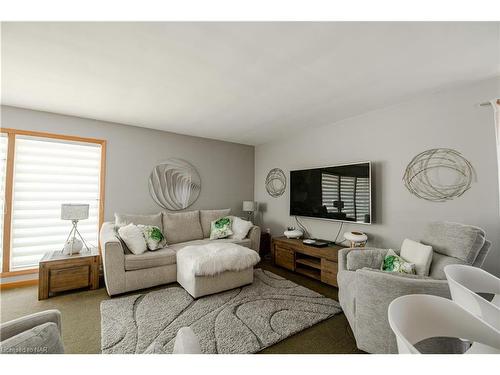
[61,204,90,255]
[242,201,257,222]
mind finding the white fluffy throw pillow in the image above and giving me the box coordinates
[229,216,253,240]
[400,238,433,276]
[118,223,147,255]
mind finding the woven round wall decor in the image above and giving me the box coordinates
[265,168,286,198]
[403,148,476,202]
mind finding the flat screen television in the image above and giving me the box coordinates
[290,162,372,224]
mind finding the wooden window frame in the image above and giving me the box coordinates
[0,128,106,278]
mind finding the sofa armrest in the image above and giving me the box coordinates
[100,222,126,296]
[354,268,450,353]
[247,225,261,253]
[0,310,61,342]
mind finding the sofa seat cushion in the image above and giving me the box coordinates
[162,210,203,244]
[168,238,252,253]
[124,248,176,271]
[200,209,230,238]
[421,221,485,264]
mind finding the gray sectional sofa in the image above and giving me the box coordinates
[100,209,261,296]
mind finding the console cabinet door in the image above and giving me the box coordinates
[321,259,338,286]
[275,246,295,271]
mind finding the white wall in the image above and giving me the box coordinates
[2,105,255,220]
[255,77,500,276]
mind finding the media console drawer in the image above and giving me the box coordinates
[272,237,342,287]
[321,259,338,287]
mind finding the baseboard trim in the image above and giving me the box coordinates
[0,279,38,290]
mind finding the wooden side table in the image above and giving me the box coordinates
[38,248,100,300]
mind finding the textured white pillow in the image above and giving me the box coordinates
[229,216,253,241]
[118,223,147,255]
[400,238,433,276]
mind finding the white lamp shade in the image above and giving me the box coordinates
[61,204,89,220]
[242,201,257,212]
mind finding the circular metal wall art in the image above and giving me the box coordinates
[265,168,286,198]
[149,158,201,210]
[403,148,476,202]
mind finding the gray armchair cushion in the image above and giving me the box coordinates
[115,212,162,228]
[421,221,485,263]
[0,310,62,342]
[199,209,231,238]
[1,322,64,354]
[162,210,203,244]
[347,249,388,271]
[429,252,467,280]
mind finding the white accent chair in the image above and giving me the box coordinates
[444,264,500,328]
[388,294,500,354]
[173,327,202,354]
[444,264,500,353]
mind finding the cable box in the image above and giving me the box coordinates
[302,239,331,248]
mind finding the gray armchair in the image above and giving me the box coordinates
[337,221,491,354]
[0,310,64,354]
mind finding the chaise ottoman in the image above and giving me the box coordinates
[176,242,261,298]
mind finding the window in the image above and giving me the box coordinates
[0,134,8,272]
[1,129,105,274]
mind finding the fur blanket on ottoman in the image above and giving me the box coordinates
[176,242,260,276]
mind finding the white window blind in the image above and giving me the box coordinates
[10,136,101,270]
[355,177,370,222]
[321,173,339,212]
[340,176,356,218]
[322,173,370,222]
[0,134,8,271]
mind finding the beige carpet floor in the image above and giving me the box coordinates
[0,259,362,354]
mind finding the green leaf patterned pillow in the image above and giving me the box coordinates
[138,225,167,251]
[210,216,233,240]
[381,249,416,274]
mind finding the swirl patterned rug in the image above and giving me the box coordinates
[100,269,342,354]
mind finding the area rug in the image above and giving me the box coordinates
[100,269,342,354]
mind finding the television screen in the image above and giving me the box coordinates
[290,162,371,224]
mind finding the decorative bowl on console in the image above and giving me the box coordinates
[284,229,303,239]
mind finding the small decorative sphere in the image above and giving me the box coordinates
[63,238,83,255]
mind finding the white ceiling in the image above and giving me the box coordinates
[2,22,499,145]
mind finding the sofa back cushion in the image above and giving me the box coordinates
[162,210,203,244]
[347,249,388,271]
[421,221,485,264]
[199,209,231,238]
[115,212,162,228]
[429,252,467,280]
